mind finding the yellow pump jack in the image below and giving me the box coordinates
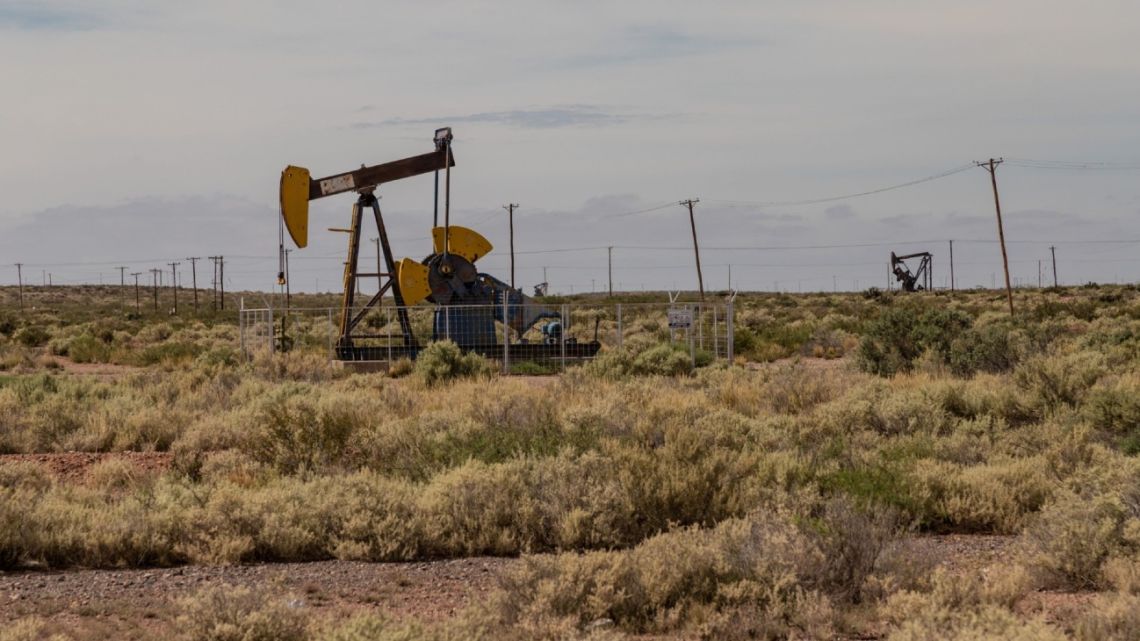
[280,127,480,356]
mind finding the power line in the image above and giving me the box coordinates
[1004,157,1140,171]
[707,163,977,208]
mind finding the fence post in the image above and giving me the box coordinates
[713,305,719,359]
[502,298,510,374]
[387,307,393,364]
[726,300,734,361]
[616,303,623,349]
[688,303,695,367]
[238,308,245,358]
[560,304,567,371]
[698,302,704,350]
[267,305,275,354]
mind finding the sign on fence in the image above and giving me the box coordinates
[667,307,693,329]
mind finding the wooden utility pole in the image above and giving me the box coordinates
[168,262,180,314]
[117,266,127,311]
[503,203,518,289]
[976,159,1014,315]
[209,256,222,311]
[607,246,613,297]
[679,198,705,300]
[1050,246,1058,287]
[14,263,23,310]
[1038,260,1042,288]
[131,272,142,314]
[150,269,160,312]
[949,240,955,291]
[186,257,200,311]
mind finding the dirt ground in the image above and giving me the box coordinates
[3,532,1098,640]
[1,557,508,640]
[1,452,172,483]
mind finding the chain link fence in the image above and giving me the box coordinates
[239,300,734,373]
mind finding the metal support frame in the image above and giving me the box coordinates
[337,191,417,351]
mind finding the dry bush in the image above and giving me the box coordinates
[176,584,308,641]
[414,340,497,387]
[1020,487,1140,590]
[496,500,895,636]
[1014,350,1106,414]
[0,618,71,641]
[1074,592,1140,641]
[882,569,1056,641]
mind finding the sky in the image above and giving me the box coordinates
[2,0,1139,295]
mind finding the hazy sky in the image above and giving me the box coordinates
[2,0,1139,294]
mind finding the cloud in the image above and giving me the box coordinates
[352,105,660,130]
[0,2,102,30]
[551,25,762,70]
[824,204,856,220]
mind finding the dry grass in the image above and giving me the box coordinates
[3,284,1140,637]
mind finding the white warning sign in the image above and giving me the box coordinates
[667,308,693,329]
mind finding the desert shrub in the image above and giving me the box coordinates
[1075,592,1140,641]
[948,324,1022,376]
[176,584,308,641]
[241,384,362,475]
[1021,488,1140,590]
[1014,351,1105,413]
[631,342,693,376]
[1084,374,1140,451]
[858,307,974,377]
[387,357,414,378]
[496,500,894,635]
[414,340,496,387]
[66,333,112,363]
[14,325,49,348]
[132,341,202,366]
[0,314,16,337]
[0,618,70,641]
[883,569,1056,641]
[583,342,699,379]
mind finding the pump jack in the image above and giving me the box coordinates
[280,128,598,361]
[890,251,933,292]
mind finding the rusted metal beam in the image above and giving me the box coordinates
[308,149,455,201]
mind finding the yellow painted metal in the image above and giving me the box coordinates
[279,165,312,248]
[396,258,432,306]
[431,226,493,262]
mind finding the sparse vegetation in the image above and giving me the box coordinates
[2,283,1140,638]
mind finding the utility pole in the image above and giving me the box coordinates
[208,256,221,311]
[1038,260,1042,288]
[14,263,23,310]
[117,266,127,311]
[186,257,200,311]
[976,158,1014,315]
[207,256,225,311]
[168,262,180,314]
[949,240,955,291]
[679,198,705,300]
[1050,246,1058,287]
[150,269,160,312]
[131,272,142,314]
[608,246,613,297]
[501,201,519,287]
